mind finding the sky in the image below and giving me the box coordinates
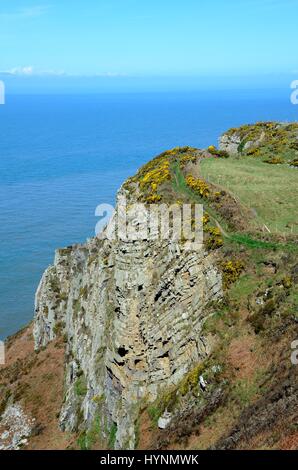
[0,0,298,92]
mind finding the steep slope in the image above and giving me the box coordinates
[1,122,297,450]
[33,183,222,449]
[0,326,71,450]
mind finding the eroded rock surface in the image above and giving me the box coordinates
[33,186,222,449]
[0,404,34,450]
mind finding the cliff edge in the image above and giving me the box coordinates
[1,122,298,450]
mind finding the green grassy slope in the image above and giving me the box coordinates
[200,157,298,235]
[131,123,298,450]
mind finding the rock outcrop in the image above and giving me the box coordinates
[4,123,298,450]
[219,130,265,154]
[33,185,222,449]
[219,133,242,155]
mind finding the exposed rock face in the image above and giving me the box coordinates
[219,129,266,154]
[219,134,242,155]
[33,187,222,449]
[0,404,34,450]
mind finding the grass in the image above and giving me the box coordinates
[171,160,204,202]
[171,161,298,253]
[108,423,117,449]
[228,274,259,302]
[231,368,269,408]
[74,376,87,397]
[200,157,298,235]
[227,233,298,253]
[171,161,229,228]
[77,415,102,450]
[231,377,260,407]
[147,405,162,426]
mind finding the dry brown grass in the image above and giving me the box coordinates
[0,325,75,450]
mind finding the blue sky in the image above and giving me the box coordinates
[0,0,298,92]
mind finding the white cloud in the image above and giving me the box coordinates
[4,66,34,76]
[0,67,128,78]
[94,72,128,77]
[0,66,67,77]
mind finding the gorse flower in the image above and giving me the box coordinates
[186,175,210,198]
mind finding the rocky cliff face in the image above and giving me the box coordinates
[219,130,266,154]
[3,124,297,451]
[33,186,222,449]
[219,121,298,157]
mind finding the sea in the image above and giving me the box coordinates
[0,89,297,339]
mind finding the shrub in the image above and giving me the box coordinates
[281,276,292,289]
[74,376,87,397]
[53,321,65,336]
[205,226,223,250]
[290,158,298,167]
[221,260,244,288]
[208,145,229,158]
[202,213,210,226]
[264,157,283,164]
[180,152,197,167]
[247,148,261,156]
[147,386,178,426]
[140,160,171,191]
[217,150,229,158]
[213,191,222,201]
[186,175,210,198]
[143,194,162,204]
[49,277,60,293]
[178,364,205,396]
[249,311,265,333]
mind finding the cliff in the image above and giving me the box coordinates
[33,182,222,449]
[1,122,298,450]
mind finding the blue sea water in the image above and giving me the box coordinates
[0,90,297,339]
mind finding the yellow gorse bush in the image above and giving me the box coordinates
[221,259,244,288]
[186,174,210,198]
[180,153,197,168]
[205,226,223,250]
[143,194,162,204]
[140,160,171,191]
[202,213,210,226]
[208,226,221,237]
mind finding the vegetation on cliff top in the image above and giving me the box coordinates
[201,143,298,236]
[129,122,298,449]
[1,121,297,451]
[125,122,297,249]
